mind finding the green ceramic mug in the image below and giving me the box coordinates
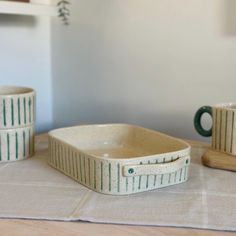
[194,103,236,155]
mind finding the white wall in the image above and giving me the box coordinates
[0,15,52,133]
[51,0,236,141]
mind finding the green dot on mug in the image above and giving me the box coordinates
[128,168,134,174]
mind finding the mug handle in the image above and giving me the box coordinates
[194,106,212,137]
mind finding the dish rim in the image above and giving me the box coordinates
[48,123,191,162]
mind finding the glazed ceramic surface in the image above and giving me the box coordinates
[195,103,236,156]
[0,125,35,162]
[0,86,35,129]
[212,104,236,155]
[48,124,191,195]
[0,86,36,162]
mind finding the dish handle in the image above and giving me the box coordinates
[122,156,190,177]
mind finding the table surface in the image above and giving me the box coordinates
[0,134,235,236]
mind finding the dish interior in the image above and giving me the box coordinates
[50,124,188,159]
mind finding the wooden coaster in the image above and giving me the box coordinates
[202,149,236,171]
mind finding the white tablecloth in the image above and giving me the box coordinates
[0,136,235,231]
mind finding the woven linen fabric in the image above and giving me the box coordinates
[0,135,235,231]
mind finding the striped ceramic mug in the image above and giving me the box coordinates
[0,86,35,129]
[194,103,236,155]
[0,125,35,162]
[0,86,35,162]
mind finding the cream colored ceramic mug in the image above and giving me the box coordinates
[0,86,36,162]
[194,103,236,155]
[0,86,35,129]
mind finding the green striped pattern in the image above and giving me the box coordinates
[212,108,236,154]
[0,126,34,162]
[0,95,35,129]
[49,137,190,195]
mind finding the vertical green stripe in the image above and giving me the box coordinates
[68,150,72,175]
[138,162,142,190]
[70,150,75,177]
[219,109,222,149]
[79,154,82,182]
[51,139,54,165]
[83,155,86,184]
[15,132,18,160]
[23,131,26,157]
[73,152,77,179]
[17,98,21,125]
[109,163,111,191]
[62,145,65,169]
[23,97,26,124]
[69,152,74,176]
[160,174,164,185]
[59,142,61,169]
[75,153,79,179]
[179,168,183,181]
[62,146,65,171]
[117,163,120,192]
[153,159,158,186]
[55,141,58,167]
[54,141,57,166]
[214,109,217,149]
[146,175,149,188]
[51,140,54,165]
[61,146,65,171]
[58,143,60,168]
[11,98,14,126]
[50,139,52,163]
[64,147,68,172]
[168,173,171,183]
[7,133,10,161]
[73,152,76,178]
[146,161,150,189]
[52,140,55,166]
[3,99,6,127]
[132,177,135,192]
[160,158,165,185]
[224,111,228,152]
[174,171,177,182]
[28,129,31,155]
[184,166,187,180]
[71,151,74,176]
[101,162,103,190]
[59,144,62,170]
[33,95,35,121]
[28,97,32,123]
[230,112,235,153]
[69,149,72,175]
[69,151,72,175]
[32,133,35,154]
[88,158,91,186]
[0,135,1,161]
[94,160,96,189]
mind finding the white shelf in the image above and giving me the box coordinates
[0,1,57,16]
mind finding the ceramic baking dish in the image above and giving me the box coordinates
[48,124,191,195]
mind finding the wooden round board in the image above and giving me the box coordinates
[202,149,236,172]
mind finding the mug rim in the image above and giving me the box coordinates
[0,86,35,97]
[214,102,236,110]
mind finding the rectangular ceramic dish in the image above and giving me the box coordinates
[48,124,191,195]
